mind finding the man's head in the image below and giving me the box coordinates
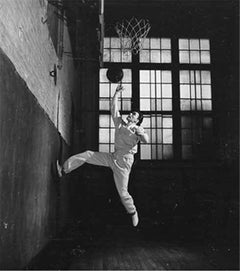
[126,111,144,126]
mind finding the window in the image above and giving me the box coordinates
[99,37,213,161]
[140,38,171,63]
[179,39,211,64]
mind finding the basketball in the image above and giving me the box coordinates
[106,67,124,83]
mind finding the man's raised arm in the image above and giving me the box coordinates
[111,84,123,125]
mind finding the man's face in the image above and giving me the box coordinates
[126,111,139,124]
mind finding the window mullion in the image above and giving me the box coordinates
[172,37,182,161]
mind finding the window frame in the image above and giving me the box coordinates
[99,36,214,162]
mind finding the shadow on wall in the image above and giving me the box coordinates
[0,49,72,269]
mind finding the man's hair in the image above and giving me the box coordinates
[136,111,144,126]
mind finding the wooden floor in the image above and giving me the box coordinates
[69,227,213,270]
[68,227,238,270]
[27,220,239,270]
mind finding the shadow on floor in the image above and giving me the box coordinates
[25,212,239,270]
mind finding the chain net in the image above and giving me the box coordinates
[115,17,151,55]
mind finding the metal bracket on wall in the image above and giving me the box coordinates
[49,64,57,85]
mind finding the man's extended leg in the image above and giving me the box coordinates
[57,151,112,176]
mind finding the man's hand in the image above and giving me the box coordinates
[116,84,124,93]
[135,126,145,136]
[135,126,149,143]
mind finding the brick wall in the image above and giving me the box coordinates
[0,0,75,143]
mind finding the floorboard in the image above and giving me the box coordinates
[26,220,239,270]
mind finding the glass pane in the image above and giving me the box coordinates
[190,51,200,63]
[182,145,192,159]
[151,99,157,111]
[190,85,195,98]
[181,116,191,128]
[191,100,196,110]
[142,117,151,128]
[111,38,120,48]
[190,39,200,50]
[163,145,173,159]
[122,99,131,111]
[99,68,108,82]
[110,144,115,152]
[121,84,132,97]
[140,84,150,97]
[156,129,162,142]
[99,129,109,143]
[150,84,156,98]
[162,71,172,83]
[157,115,163,127]
[99,99,110,110]
[151,38,160,49]
[156,99,161,111]
[156,84,161,97]
[161,38,171,49]
[181,100,191,111]
[163,129,172,143]
[200,39,210,50]
[161,50,171,63]
[140,70,150,82]
[201,71,211,84]
[195,70,201,83]
[190,71,195,83]
[179,51,189,63]
[162,99,172,110]
[103,49,110,62]
[104,37,110,48]
[122,37,132,49]
[157,145,163,159]
[111,50,121,62]
[141,144,151,159]
[156,71,161,83]
[196,85,201,98]
[139,50,150,62]
[151,131,157,143]
[151,50,160,63]
[142,38,150,49]
[99,84,109,97]
[201,51,211,63]
[99,144,110,152]
[99,115,110,127]
[182,129,192,144]
[180,85,190,98]
[163,117,172,128]
[122,51,132,62]
[202,100,212,110]
[196,100,202,110]
[122,69,132,82]
[152,116,157,128]
[162,84,172,98]
[110,129,115,142]
[150,70,156,81]
[180,70,190,83]
[179,39,189,49]
[202,85,212,99]
[140,98,150,110]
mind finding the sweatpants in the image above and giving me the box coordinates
[63,150,136,214]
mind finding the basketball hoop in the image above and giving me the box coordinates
[115,17,151,55]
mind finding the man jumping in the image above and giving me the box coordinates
[57,84,149,227]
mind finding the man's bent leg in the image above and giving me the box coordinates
[112,169,136,214]
[63,151,112,174]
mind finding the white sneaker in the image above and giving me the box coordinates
[131,211,139,227]
[56,160,63,178]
